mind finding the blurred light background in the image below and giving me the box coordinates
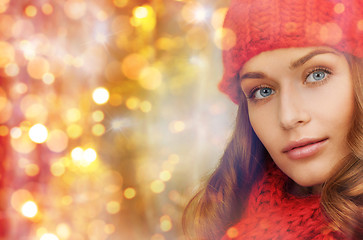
[0,0,236,239]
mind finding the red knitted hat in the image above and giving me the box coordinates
[219,0,363,104]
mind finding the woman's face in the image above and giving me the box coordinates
[240,47,355,187]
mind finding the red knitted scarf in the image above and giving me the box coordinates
[221,164,346,239]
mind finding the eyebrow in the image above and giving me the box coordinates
[240,72,266,81]
[240,49,338,81]
[289,49,338,69]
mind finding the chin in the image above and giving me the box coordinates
[291,176,324,188]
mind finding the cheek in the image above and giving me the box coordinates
[311,79,354,129]
[248,105,279,151]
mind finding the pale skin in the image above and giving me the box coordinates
[240,47,355,193]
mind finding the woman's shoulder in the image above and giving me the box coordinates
[221,163,346,240]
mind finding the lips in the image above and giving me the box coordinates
[282,138,328,160]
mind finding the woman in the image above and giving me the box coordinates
[183,0,363,239]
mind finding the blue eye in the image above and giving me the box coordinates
[254,87,275,99]
[306,70,328,82]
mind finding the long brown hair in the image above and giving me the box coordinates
[321,54,363,238]
[182,54,363,239]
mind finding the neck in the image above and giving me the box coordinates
[286,180,322,196]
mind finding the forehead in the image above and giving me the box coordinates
[241,46,338,73]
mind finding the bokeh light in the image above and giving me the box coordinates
[138,67,162,90]
[66,108,81,122]
[211,8,228,29]
[13,82,28,95]
[83,148,97,163]
[139,101,152,113]
[334,3,345,14]
[104,224,115,234]
[0,125,9,136]
[11,189,33,212]
[92,87,110,105]
[24,164,40,177]
[124,187,136,199]
[106,201,120,214]
[50,161,66,177]
[10,127,21,139]
[169,120,185,133]
[113,0,128,8]
[358,19,363,31]
[46,129,68,153]
[182,2,208,24]
[64,0,86,20]
[130,5,156,31]
[66,124,83,139]
[71,147,84,161]
[160,215,172,232]
[319,23,343,45]
[0,41,14,67]
[226,227,239,238]
[29,124,48,143]
[0,1,234,239]
[56,224,70,239]
[92,123,106,136]
[27,57,50,80]
[4,63,19,77]
[21,201,38,218]
[133,6,148,19]
[159,171,171,182]
[150,180,165,194]
[25,5,37,18]
[42,3,54,15]
[125,97,140,110]
[11,133,36,153]
[19,40,36,60]
[92,110,104,122]
[121,53,148,80]
[40,233,59,240]
[42,73,55,85]
[214,27,236,50]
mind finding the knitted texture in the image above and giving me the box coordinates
[219,0,363,104]
[221,164,346,240]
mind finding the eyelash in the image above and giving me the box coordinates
[246,66,333,101]
[304,66,332,85]
[247,84,272,100]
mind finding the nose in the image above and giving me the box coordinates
[278,87,311,130]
